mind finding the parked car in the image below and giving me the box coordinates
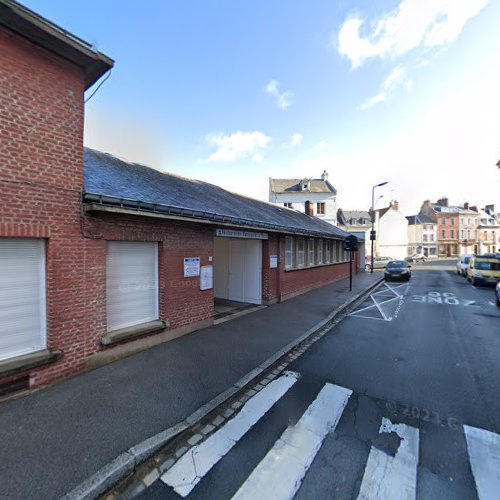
[466,255,500,286]
[496,281,500,306]
[384,260,412,281]
[407,253,426,262]
[366,256,392,270]
[456,254,473,276]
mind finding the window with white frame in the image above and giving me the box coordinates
[285,236,294,268]
[331,240,337,262]
[317,239,323,264]
[297,238,305,267]
[325,240,331,263]
[308,238,314,266]
[106,241,159,332]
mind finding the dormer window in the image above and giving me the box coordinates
[300,179,310,191]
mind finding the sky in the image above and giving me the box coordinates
[23,0,500,215]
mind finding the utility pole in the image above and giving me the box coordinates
[371,182,388,273]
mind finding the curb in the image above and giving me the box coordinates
[60,277,384,500]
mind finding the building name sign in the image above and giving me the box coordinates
[216,228,268,240]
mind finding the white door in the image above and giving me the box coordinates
[106,241,159,331]
[0,238,46,361]
[228,239,262,304]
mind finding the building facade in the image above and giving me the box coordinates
[477,205,499,254]
[0,3,361,395]
[269,171,338,225]
[406,215,437,257]
[375,202,409,260]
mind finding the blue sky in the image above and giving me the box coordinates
[23,0,500,213]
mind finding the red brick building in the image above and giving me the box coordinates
[0,1,361,394]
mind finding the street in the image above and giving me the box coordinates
[140,261,500,499]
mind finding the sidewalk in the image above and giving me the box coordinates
[0,272,381,500]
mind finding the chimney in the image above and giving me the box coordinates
[305,200,314,216]
[391,200,399,211]
[437,197,449,207]
[464,202,469,210]
[321,170,328,181]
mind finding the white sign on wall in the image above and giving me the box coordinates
[184,257,200,277]
[200,265,213,290]
[270,255,278,268]
[216,228,268,240]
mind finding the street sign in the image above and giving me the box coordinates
[344,234,358,252]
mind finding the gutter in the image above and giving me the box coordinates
[83,192,349,240]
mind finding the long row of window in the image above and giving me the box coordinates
[285,236,348,269]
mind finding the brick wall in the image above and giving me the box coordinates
[262,234,352,303]
[0,26,87,387]
[83,212,214,349]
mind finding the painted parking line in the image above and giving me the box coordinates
[464,425,500,500]
[232,383,352,500]
[160,371,299,497]
[349,283,408,322]
[357,418,419,500]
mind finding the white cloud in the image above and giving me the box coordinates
[292,61,500,214]
[265,80,294,110]
[252,153,264,163]
[282,133,303,148]
[313,140,329,151]
[205,130,271,162]
[337,0,488,69]
[360,65,412,109]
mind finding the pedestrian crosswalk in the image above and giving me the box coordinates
[156,371,500,500]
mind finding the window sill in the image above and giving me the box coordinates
[101,320,169,346]
[285,261,349,272]
[0,349,62,378]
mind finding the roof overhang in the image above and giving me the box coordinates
[0,0,113,89]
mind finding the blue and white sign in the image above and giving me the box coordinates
[184,257,200,277]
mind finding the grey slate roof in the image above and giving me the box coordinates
[342,210,371,222]
[406,214,435,225]
[83,148,349,239]
[270,178,336,194]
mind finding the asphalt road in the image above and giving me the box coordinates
[143,261,500,499]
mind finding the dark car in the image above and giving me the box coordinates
[384,260,412,281]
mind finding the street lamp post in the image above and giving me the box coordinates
[370,182,388,274]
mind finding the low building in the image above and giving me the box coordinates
[374,201,409,260]
[269,171,338,225]
[0,2,361,394]
[406,215,437,257]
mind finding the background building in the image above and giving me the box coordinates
[406,215,437,257]
[269,171,338,225]
[375,201,409,260]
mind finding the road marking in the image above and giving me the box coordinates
[464,425,500,500]
[357,418,419,500]
[349,283,408,322]
[231,383,352,500]
[371,294,390,321]
[160,371,299,497]
[489,301,496,307]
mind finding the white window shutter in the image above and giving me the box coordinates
[106,242,159,332]
[0,239,46,361]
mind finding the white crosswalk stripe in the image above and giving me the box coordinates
[464,425,500,500]
[231,383,351,500]
[158,372,500,500]
[357,418,419,500]
[161,371,300,497]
